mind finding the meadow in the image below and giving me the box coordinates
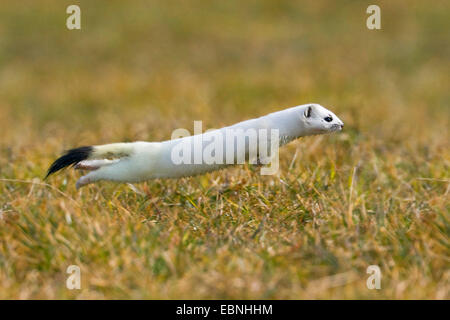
[0,0,448,299]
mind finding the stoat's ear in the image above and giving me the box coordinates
[304,105,313,118]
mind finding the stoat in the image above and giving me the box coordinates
[46,103,344,189]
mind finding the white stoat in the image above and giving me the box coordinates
[46,103,344,189]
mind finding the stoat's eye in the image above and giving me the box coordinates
[324,116,333,122]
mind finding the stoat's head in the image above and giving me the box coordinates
[301,103,344,134]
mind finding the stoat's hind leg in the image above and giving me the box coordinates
[74,159,119,171]
[76,167,108,189]
[75,158,129,189]
[75,159,121,189]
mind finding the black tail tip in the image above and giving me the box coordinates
[45,146,93,179]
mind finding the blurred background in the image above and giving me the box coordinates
[0,0,448,299]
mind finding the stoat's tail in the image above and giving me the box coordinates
[46,143,134,178]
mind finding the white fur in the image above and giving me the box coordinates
[75,104,343,188]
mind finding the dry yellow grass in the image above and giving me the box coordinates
[0,0,448,299]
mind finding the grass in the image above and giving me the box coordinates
[0,0,448,299]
